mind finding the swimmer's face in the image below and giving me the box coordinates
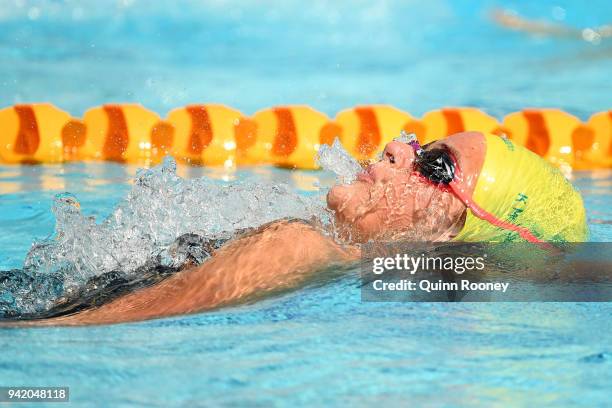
[326,132,486,243]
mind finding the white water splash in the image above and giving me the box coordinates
[23,157,327,290]
[5,145,362,316]
[316,138,363,184]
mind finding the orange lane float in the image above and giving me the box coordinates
[246,105,339,169]
[165,104,256,167]
[0,103,71,164]
[419,107,500,144]
[61,117,88,162]
[334,105,419,161]
[580,110,612,168]
[501,109,589,170]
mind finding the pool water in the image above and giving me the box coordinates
[1,164,611,406]
[1,0,611,406]
[1,0,611,119]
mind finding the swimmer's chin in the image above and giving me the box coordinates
[326,179,371,211]
[356,172,374,183]
[326,184,346,213]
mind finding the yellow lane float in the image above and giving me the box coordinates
[501,109,586,170]
[419,107,500,144]
[334,105,417,160]
[1,103,611,170]
[0,103,71,164]
[81,104,162,163]
[165,104,256,167]
[246,105,338,169]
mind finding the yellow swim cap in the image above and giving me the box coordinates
[454,133,589,242]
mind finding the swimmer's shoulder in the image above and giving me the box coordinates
[233,218,323,239]
[225,218,359,261]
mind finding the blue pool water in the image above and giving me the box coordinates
[1,0,611,119]
[1,164,611,406]
[1,0,611,406]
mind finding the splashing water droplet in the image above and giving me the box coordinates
[316,138,362,184]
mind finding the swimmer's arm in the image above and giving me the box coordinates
[44,220,358,326]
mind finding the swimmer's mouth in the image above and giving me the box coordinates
[357,171,374,183]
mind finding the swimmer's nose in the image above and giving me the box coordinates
[382,141,417,169]
[364,141,417,183]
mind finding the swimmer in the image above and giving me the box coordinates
[2,131,587,326]
[491,8,611,42]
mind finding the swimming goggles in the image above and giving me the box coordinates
[395,131,455,184]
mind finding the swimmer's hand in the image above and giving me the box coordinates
[26,220,358,326]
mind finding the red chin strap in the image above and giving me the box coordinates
[448,180,547,244]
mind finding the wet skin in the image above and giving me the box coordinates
[326,131,486,242]
[10,132,487,326]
